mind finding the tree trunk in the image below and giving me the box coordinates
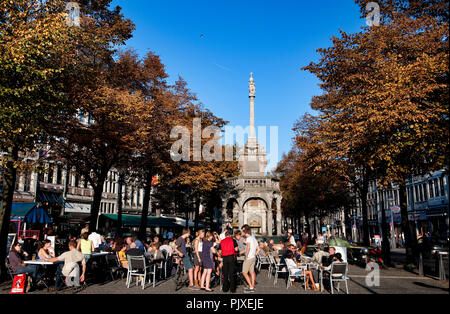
[116,171,124,237]
[194,196,200,231]
[139,170,153,241]
[399,181,417,264]
[90,178,106,233]
[360,174,370,246]
[0,145,19,281]
[379,189,392,265]
[305,214,311,239]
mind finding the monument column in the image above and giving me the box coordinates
[238,207,244,230]
[276,199,282,235]
[222,199,228,231]
[261,208,266,235]
[267,209,273,236]
[248,73,257,147]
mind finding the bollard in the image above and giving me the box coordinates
[418,252,424,276]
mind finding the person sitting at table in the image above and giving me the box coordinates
[38,240,55,260]
[267,239,275,251]
[118,243,129,269]
[285,250,318,290]
[77,232,94,262]
[133,236,146,253]
[46,240,86,290]
[146,242,164,260]
[257,242,268,257]
[159,239,174,256]
[322,252,343,271]
[312,244,329,264]
[112,237,123,252]
[8,242,42,287]
[126,242,144,257]
[322,247,336,268]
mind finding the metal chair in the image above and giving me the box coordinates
[161,251,173,279]
[105,253,122,280]
[270,255,287,285]
[126,255,151,289]
[256,254,272,274]
[286,261,307,290]
[324,262,349,294]
[5,258,17,280]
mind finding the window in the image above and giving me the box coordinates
[439,177,445,197]
[38,171,44,183]
[56,167,62,185]
[415,185,419,202]
[434,178,439,196]
[15,173,21,191]
[429,181,434,198]
[423,184,428,201]
[47,166,54,184]
[74,175,79,188]
[24,172,31,192]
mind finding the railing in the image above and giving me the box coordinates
[17,230,40,239]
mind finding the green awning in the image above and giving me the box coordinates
[101,214,181,228]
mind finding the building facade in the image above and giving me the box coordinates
[350,170,449,246]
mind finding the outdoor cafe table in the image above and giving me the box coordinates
[24,259,63,289]
[24,260,60,265]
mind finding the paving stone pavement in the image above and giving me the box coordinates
[1,263,448,295]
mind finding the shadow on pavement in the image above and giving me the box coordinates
[412,281,449,292]
[349,278,378,294]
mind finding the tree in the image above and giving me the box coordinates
[300,0,448,262]
[0,0,133,280]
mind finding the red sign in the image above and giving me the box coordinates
[10,274,27,294]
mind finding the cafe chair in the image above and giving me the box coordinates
[126,256,151,290]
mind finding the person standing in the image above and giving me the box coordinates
[88,231,102,252]
[200,232,216,292]
[219,230,238,293]
[287,231,296,246]
[193,230,204,287]
[174,228,198,290]
[242,226,259,293]
[77,232,94,262]
[80,224,89,236]
[234,230,246,256]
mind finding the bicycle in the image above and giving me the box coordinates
[173,256,189,291]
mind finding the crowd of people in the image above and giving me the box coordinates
[7,223,347,293]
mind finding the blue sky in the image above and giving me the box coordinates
[111,0,366,171]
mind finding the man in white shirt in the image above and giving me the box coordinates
[288,232,296,246]
[159,240,173,256]
[242,226,259,293]
[88,231,102,251]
